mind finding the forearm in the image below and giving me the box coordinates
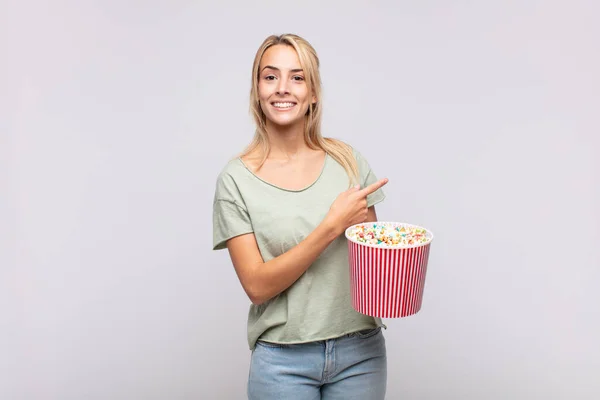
[249,218,341,305]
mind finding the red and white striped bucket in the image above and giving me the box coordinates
[345,222,433,318]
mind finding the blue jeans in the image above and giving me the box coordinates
[248,327,387,399]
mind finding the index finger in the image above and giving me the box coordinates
[359,178,389,196]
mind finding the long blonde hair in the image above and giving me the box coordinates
[240,33,359,186]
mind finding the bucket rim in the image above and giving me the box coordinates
[344,221,434,250]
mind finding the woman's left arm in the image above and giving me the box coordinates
[366,205,378,222]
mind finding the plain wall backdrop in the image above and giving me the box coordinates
[3,1,599,399]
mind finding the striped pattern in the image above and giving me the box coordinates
[348,241,431,318]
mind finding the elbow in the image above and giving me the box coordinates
[250,295,265,306]
[240,263,273,306]
[241,266,269,306]
[245,282,270,306]
[247,287,267,306]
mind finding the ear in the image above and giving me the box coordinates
[312,94,317,104]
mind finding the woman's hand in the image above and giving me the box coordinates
[325,178,389,236]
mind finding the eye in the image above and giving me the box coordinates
[264,75,276,81]
[292,75,305,81]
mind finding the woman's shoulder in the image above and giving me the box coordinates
[218,156,244,174]
[214,156,247,194]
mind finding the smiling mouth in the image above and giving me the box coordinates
[271,102,297,110]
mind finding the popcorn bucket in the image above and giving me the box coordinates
[345,222,434,318]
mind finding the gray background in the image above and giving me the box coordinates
[3,1,599,399]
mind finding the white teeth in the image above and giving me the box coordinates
[273,102,295,108]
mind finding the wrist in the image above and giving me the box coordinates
[320,216,342,241]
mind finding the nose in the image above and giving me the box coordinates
[276,77,290,95]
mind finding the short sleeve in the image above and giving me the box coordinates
[353,148,386,208]
[212,172,254,250]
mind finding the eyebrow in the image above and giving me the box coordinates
[261,65,304,73]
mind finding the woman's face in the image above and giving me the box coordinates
[257,45,315,130]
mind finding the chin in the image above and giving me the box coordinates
[268,115,304,128]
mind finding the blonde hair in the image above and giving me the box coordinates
[240,33,359,186]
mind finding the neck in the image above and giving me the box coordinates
[265,120,310,159]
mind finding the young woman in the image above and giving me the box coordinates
[212,33,389,399]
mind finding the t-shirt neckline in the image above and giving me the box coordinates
[237,153,329,193]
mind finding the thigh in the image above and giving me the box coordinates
[321,328,387,400]
[248,341,323,400]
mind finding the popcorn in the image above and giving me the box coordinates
[346,223,431,247]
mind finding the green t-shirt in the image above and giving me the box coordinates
[212,147,386,350]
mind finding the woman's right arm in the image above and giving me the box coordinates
[226,178,388,305]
